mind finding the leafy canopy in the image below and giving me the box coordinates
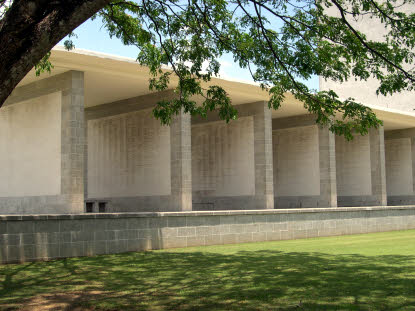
[51,0,415,138]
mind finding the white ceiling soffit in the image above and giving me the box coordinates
[17,47,415,130]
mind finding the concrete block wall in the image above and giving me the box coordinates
[87,109,171,198]
[336,127,387,207]
[85,90,192,212]
[1,206,414,264]
[170,107,192,211]
[0,71,85,214]
[83,106,414,211]
[192,117,255,203]
[253,101,274,209]
[2,69,413,214]
[81,95,415,211]
[272,115,337,208]
[191,101,273,210]
[61,71,85,213]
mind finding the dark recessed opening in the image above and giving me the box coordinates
[99,202,107,213]
[86,202,94,213]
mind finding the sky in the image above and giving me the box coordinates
[61,16,319,90]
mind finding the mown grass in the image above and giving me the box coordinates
[1,230,415,310]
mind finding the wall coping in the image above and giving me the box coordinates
[1,205,415,221]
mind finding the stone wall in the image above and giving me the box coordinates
[85,91,192,212]
[336,128,387,206]
[0,92,61,197]
[0,71,84,214]
[385,129,415,205]
[385,138,413,196]
[87,108,171,198]
[191,101,273,210]
[272,115,337,208]
[336,134,372,196]
[273,125,320,197]
[1,206,414,264]
[192,117,255,197]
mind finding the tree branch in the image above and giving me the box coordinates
[329,0,415,83]
[0,0,112,107]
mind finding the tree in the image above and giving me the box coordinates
[1,0,414,139]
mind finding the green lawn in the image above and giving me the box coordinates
[1,230,415,310]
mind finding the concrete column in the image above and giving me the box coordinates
[272,114,337,208]
[170,108,192,211]
[61,71,85,213]
[384,128,415,205]
[253,102,274,209]
[319,127,338,207]
[369,126,387,206]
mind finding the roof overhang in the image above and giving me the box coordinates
[17,47,415,131]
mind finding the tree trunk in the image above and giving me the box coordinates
[0,0,111,107]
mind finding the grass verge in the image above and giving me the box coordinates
[1,230,414,310]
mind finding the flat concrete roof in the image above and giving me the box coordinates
[17,47,415,131]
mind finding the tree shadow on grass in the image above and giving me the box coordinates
[0,250,414,310]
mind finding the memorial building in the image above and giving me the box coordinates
[1,47,415,215]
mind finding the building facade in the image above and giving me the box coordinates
[1,48,415,215]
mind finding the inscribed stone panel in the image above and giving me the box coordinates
[192,117,255,196]
[273,125,320,196]
[385,138,413,195]
[87,109,170,197]
[0,92,61,197]
[336,134,371,196]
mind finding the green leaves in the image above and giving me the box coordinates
[295,90,382,140]
[205,86,238,122]
[94,0,415,138]
[64,32,78,51]
[34,52,53,76]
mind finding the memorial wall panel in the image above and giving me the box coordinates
[336,135,371,196]
[273,125,320,196]
[385,138,413,195]
[0,92,61,197]
[192,117,255,196]
[87,109,171,198]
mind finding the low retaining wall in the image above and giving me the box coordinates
[1,206,415,264]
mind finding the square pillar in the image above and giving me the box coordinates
[253,101,274,209]
[273,114,337,208]
[61,71,85,213]
[370,126,387,206]
[319,126,338,207]
[170,108,192,211]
